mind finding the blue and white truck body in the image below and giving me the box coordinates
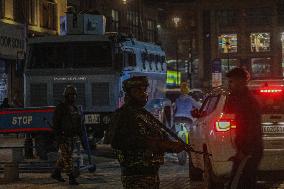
[24,33,167,129]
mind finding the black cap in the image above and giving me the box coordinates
[122,76,149,92]
[226,67,250,81]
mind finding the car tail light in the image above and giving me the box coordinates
[215,113,236,132]
[259,87,282,94]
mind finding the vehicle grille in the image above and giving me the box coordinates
[30,83,47,106]
[53,83,85,107]
[92,82,110,106]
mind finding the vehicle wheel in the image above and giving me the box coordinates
[88,165,96,173]
[177,151,187,165]
[203,147,223,189]
[188,152,203,181]
[189,166,203,181]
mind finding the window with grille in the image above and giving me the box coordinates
[40,0,57,30]
[30,83,47,106]
[111,9,119,32]
[245,8,272,26]
[216,9,238,27]
[13,0,36,25]
[0,0,3,18]
[147,19,156,42]
[127,11,139,39]
[92,83,110,106]
[277,1,284,26]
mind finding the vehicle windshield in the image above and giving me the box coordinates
[27,41,112,69]
[251,90,284,114]
[189,90,204,103]
[145,99,164,110]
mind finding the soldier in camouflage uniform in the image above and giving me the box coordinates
[50,85,82,185]
[110,76,184,189]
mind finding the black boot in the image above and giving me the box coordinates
[51,168,65,182]
[68,173,79,185]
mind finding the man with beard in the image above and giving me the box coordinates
[225,68,263,189]
[110,76,184,189]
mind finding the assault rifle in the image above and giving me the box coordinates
[141,109,212,156]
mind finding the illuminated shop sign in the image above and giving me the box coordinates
[167,70,181,86]
[250,33,270,52]
[218,34,237,53]
[0,23,25,58]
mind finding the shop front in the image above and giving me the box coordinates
[0,22,25,105]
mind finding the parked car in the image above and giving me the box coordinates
[189,79,284,188]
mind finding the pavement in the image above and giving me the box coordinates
[0,157,199,189]
[0,136,202,189]
[1,137,284,189]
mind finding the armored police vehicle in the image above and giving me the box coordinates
[24,14,167,144]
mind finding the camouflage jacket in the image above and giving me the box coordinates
[52,102,82,143]
[110,102,169,170]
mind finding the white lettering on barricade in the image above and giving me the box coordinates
[11,116,33,125]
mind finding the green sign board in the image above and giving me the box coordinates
[166,70,181,86]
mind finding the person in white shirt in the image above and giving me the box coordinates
[174,82,201,127]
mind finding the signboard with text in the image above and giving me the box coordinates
[166,70,181,87]
[0,107,55,133]
[0,22,25,59]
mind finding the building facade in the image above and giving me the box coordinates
[67,0,158,43]
[153,0,284,88]
[0,0,66,104]
[155,2,198,88]
[197,0,284,88]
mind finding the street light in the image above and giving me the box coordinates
[173,16,181,28]
[173,16,181,86]
[122,0,127,5]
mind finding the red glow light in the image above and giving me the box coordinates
[260,89,282,93]
[215,118,237,132]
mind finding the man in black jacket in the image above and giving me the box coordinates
[50,85,82,185]
[225,68,263,189]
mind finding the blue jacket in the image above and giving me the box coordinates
[174,94,201,119]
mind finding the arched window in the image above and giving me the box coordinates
[155,55,159,70]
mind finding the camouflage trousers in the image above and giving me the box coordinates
[56,143,74,174]
[121,174,160,189]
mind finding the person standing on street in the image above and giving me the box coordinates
[12,90,23,108]
[225,68,263,189]
[110,76,184,189]
[50,85,82,185]
[0,98,10,109]
[174,82,201,129]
